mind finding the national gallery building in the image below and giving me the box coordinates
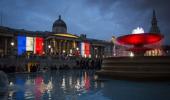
[0,15,113,58]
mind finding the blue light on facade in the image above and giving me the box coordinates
[17,36,26,55]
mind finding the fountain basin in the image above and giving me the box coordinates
[96,56,170,80]
[117,33,163,46]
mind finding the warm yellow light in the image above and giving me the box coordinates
[73,41,76,48]
[53,33,78,38]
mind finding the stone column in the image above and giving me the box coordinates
[62,40,64,54]
[73,41,76,49]
[59,40,62,55]
[62,40,66,53]
[56,39,58,54]
[52,38,55,54]
[45,40,48,54]
[66,41,69,54]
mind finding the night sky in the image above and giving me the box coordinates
[0,0,170,44]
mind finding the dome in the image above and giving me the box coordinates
[52,15,67,33]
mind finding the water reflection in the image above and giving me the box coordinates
[7,70,100,100]
[16,78,25,100]
[6,70,170,100]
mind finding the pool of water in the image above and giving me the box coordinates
[2,70,170,100]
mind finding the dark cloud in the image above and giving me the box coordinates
[85,0,170,44]
[0,0,170,44]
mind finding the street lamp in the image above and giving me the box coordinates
[10,41,15,56]
[48,45,51,49]
[10,42,14,46]
[48,45,51,55]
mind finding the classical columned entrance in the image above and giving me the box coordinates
[45,34,80,56]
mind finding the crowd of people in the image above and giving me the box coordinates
[50,58,102,70]
[76,58,102,69]
[0,63,41,73]
[0,56,103,73]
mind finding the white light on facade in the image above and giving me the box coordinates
[81,43,85,57]
[26,37,34,51]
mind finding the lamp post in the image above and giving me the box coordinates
[10,41,15,56]
[76,47,79,56]
[48,45,51,55]
[10,42,14,47]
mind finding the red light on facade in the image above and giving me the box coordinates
[35,37,44,55]
[81,42,91,57]
[85,43,90,57]
[84,43,90,57]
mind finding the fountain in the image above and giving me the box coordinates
[116,27,163,56]
[96,27,170,80]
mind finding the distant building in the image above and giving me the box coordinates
[145,10,164,56]
[0,15,113,58]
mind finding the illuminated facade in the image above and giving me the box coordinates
[34,37,44,55]
[16,36,44,55]
[17,36,26,55]
[80,42,91,58]
[0,15,113,58]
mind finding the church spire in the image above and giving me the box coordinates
[149,10,161,33]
